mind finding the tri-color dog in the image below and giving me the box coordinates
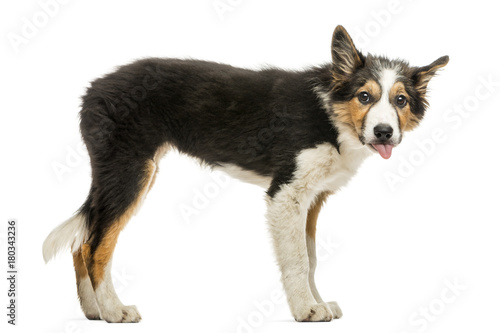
[43,25,448,322]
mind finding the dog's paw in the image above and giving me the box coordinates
[100,305,141,323]
[326,301,343,319]
[80,300,101,320]
[294,302,333,322]
[84,311,101,320]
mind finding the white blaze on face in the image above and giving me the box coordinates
[363,68,402,158]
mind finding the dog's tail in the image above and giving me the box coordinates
[42,213,88,263]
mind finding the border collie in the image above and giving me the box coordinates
[43,25,448,323]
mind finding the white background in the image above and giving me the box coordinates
[1,0,499,332]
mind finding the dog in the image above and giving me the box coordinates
[43,25,448,323]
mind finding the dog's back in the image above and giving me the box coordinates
[80,58,339,186]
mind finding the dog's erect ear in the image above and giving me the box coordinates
[412,56,449,96]
[331,25,363,82]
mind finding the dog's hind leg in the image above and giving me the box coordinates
[305,192,342,319]
[73,248,101,319]
[43,209,100,319]
[81,157,160,323]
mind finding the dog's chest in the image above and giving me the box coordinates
[322,147,370,192]
[294,142,371,194]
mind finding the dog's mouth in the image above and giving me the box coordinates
[359,133,399,159]
[369,143,394,159]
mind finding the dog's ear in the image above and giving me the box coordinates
[331,25,363,82]
[412,56,449,96]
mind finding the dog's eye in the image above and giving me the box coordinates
[358,91,371,104]
[396,95,407,108]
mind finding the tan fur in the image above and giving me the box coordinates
[73,248,101,319]
[415,63,447,96]
[154,143,170,162]
[73,249,88,279]
[147,144,169,194]
[82,159,158,287]
[306,192,331,240]
[332,80,382,134]
[305,191,331,308]
[333,79,427,134]
[388,81,417,131]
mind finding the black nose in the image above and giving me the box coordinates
[374,124,393,141]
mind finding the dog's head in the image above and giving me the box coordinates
[328,25,448,159]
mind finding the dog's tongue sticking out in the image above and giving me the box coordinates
[372,144,393,159]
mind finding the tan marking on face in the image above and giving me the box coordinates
[332,80,381,135]
[388,81,420,132]
[305,192,331,240]
[83,160,158,288]
[403,114,421,131]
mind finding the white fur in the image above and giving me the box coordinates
[215,163,271,188]
[306,221,343,319]
[42,214,88,263]
[266,141,370,321]
[312,86,332,112]
[363,68,402,143]
[78,275,101,319]
[306,234,322,303]
[266,189,331,321]
[94,259,141,323]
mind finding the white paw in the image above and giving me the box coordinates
[294,302,333,322]
[77,276,101,320]
[326,301,343,319]
[83,307,101,320]
[101,305,142,323]
[79,295,101,320]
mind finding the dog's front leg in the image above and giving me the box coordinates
[266,187,333,322]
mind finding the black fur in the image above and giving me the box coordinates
[78,58,340,243]
[77,28,447,257]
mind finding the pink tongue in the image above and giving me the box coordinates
[372,144,393,159]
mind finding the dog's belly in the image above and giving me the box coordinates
[216,163,357,193]
[214,142,371,194]
[215,163,272,188]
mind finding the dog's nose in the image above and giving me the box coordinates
[374,124,393,141]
